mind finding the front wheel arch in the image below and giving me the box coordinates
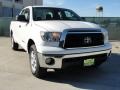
[27,39,35,53]
[29,44,47,78]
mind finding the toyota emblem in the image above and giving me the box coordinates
[84,37,92,44]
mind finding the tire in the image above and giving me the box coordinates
[11,35,19,50]
[29,44,47,78]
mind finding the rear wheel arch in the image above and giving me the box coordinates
[11,30,19,50]
[10,30,13,37]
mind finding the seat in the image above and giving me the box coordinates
[46,14,52,20]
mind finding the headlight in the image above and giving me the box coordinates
[40,32,61,42]
[101,28,109,43]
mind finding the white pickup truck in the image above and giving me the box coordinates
[10,6,112,78]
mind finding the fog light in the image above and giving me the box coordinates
[45,58,55,65]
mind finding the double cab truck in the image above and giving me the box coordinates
[10,6,112,78]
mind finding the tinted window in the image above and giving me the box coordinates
[20,9,30,21]
[33,7,81,21]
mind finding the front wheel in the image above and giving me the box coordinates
[29,44,47,78]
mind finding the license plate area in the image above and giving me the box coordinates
[84,58,95,66]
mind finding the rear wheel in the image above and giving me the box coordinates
[29,44,47,78]
[11,35,19,50]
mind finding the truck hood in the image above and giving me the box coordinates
[34,21,101,32]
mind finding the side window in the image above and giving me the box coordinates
[19,9,30,21]
[20,9,25,15]
[24,9,30,21]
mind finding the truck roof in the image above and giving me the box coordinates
[25,6,70,10]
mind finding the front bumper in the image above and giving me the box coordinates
[37,43,112,69]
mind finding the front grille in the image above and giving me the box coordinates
[62,32,104,48]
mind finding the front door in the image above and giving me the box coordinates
[17,8,30,48]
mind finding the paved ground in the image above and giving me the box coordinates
[0,37,120,90]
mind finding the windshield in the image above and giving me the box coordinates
[33,7,81,21]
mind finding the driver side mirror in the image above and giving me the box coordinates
[17,15,28,22]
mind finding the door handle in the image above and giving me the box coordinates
[19,25,21,28]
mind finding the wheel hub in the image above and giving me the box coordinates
[31,51,37,73]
